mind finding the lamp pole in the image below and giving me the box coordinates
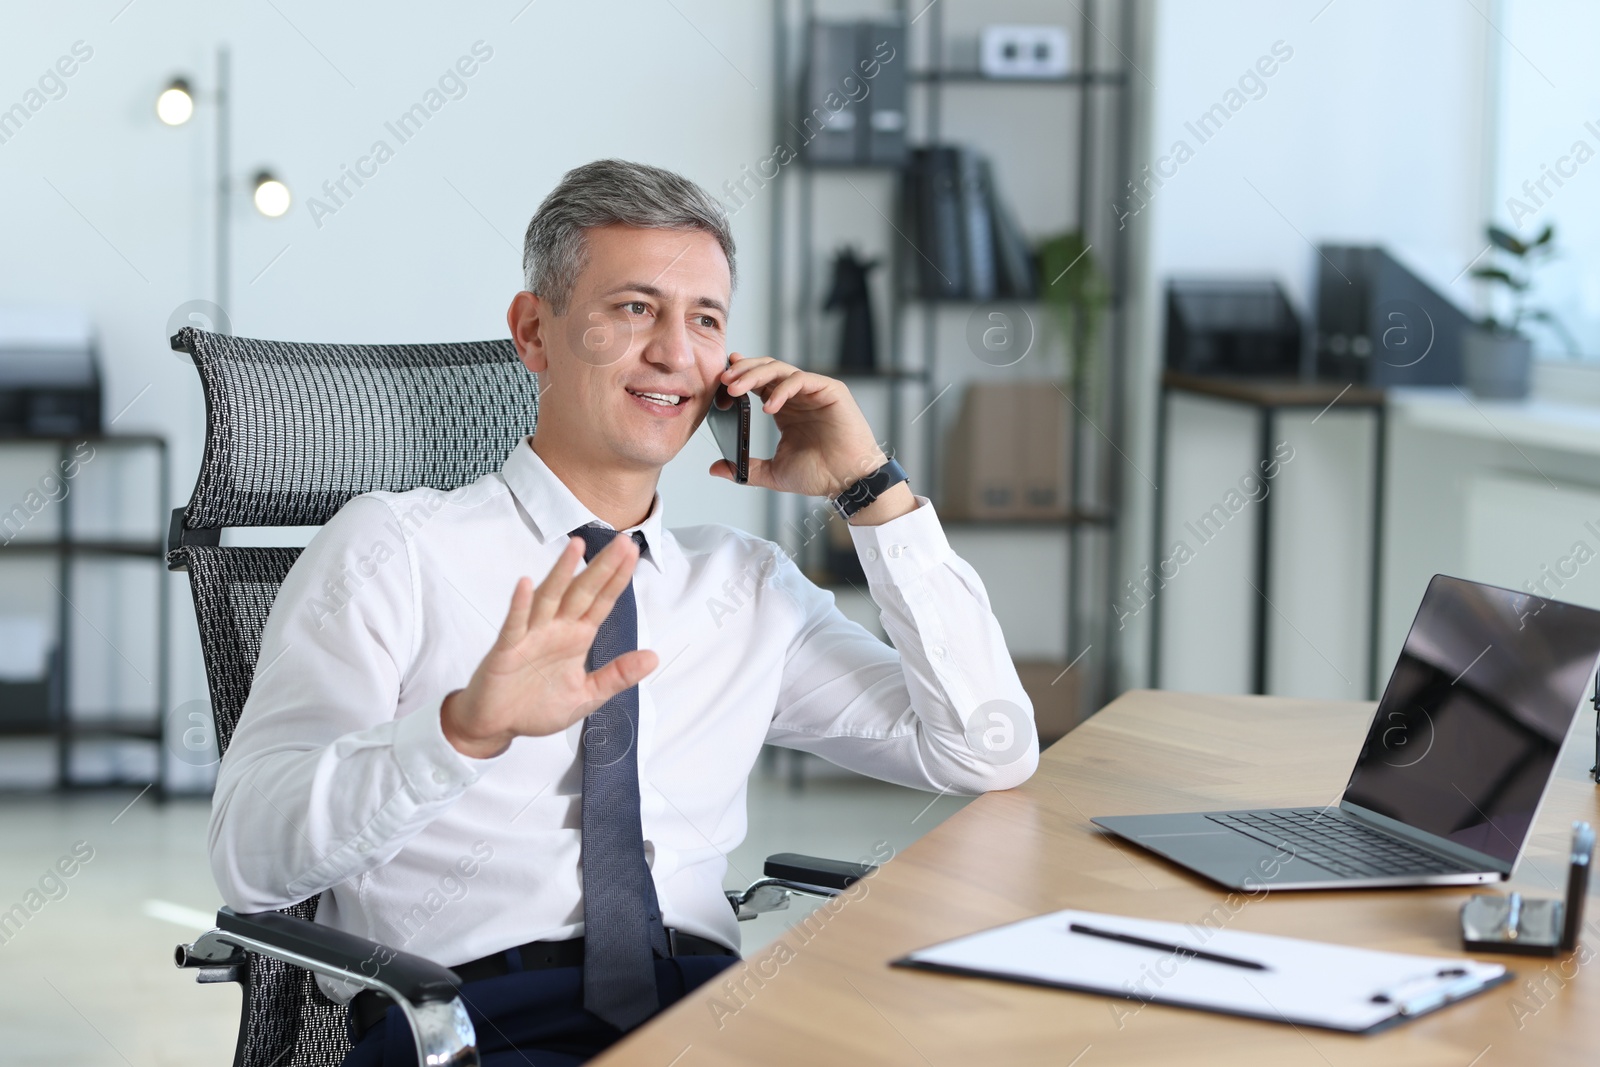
[215,45,230,315]
[160,46,288,320]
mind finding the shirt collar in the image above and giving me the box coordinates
[501,438,668,573]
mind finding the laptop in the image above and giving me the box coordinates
[1093,574,1600,890]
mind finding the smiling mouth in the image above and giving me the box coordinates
[627,388,686,408]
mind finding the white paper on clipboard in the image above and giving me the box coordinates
[894,909,1509,1032]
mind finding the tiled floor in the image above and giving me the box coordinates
[0,758,968,1066]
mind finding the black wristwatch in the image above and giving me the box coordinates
[831,458,909,520]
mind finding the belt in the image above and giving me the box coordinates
[346,930,735,1042]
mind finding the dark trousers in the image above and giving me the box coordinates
[340,955,737,1067]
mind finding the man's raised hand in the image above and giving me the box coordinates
[440,532,657,759]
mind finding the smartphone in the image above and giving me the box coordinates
[706,383,751,484]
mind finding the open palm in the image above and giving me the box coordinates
[441,533,658,759]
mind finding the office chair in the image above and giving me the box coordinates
[164,327,876,1067]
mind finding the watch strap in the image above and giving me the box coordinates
[832,458,909,520]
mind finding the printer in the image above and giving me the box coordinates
[0,307,102,436]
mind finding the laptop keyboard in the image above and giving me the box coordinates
[1205,809,1478,879]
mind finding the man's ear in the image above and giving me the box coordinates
[507,291,549,374]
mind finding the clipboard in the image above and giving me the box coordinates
[892,909,1511,1033]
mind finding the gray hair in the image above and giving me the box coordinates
[522,159,737,315]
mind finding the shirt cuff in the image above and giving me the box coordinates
[847,494,952,585]
[391,697,503,803]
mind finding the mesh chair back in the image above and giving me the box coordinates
[169,327,538,1067]
[171,326,538,532]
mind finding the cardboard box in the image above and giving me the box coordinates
[1015,659,1083,747]
[1020,385,1070,514]
[942,383,1071,520]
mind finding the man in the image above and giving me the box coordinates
[210,159,1038,1066]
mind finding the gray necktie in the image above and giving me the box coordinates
[570,524,668,1031]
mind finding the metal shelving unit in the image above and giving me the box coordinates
[766,0,1135,709]
[0,434,170,796]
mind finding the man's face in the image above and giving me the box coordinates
[515,223,731,473]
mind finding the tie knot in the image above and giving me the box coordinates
[570,524,646,563]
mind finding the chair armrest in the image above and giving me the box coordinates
[177,907,477,1067]
[763,853,877,892]
[727,854,881,920]
[216,907,459,1003]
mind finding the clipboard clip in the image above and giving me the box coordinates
[1367,967,1486,1016]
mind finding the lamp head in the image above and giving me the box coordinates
[156,78,194,125]
[252,171,290,218]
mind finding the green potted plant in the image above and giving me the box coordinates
[1036,230,1110,396]
[1466,223,1578,399]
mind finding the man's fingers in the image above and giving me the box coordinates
[531,537,584,626]
[586,649,659,707]
[724,358,786,398]
[737,456,776,491]
[577,542,640,627]
[758,371,808,413]
[711,456,772,489]
[558,532,637,620]
[497,577,535,646]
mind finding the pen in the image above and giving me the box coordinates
[1068,922,1271,971]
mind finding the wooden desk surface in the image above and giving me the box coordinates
[596,690,1600,1066]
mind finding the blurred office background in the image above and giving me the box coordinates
[3,0,1599,1062]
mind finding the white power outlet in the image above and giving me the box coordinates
[979,25,1071,80]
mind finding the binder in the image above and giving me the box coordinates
[904,146,1033,301]
[958,149,998,302]
[801,21,860,165]
[893,908,1510,1033]
[904,148,967,300]
[859,21,906,165]
[989,172,1038,299]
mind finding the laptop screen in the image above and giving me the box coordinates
[1342,574,1600,866]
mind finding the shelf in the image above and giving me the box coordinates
[798,160,905,172]
[826,367,931,382]
[0,721,160,741]
[897,296,1045,307]
[942,511,1115,530]
[66,721,162,741]
[896,293,1131,311]
[0,429,171,795]
[774,0,1134,710]
[908,70,1129,87]
[0,539,164,557]
[0,433,164,446]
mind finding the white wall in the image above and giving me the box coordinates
[1118,0,1496,696]
[1494,0,1600,359]
[1,0,777,787]
[1,0,1526,756]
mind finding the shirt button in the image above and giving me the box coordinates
[865,548,879,561]
[887,544,904,559]
[933,645,946,658]
[432,770,448,784]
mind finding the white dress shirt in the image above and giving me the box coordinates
[209,439,1037,1002]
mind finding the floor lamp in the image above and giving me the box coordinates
[157,46,290,318]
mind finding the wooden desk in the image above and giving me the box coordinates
[596,690,1600,1066]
